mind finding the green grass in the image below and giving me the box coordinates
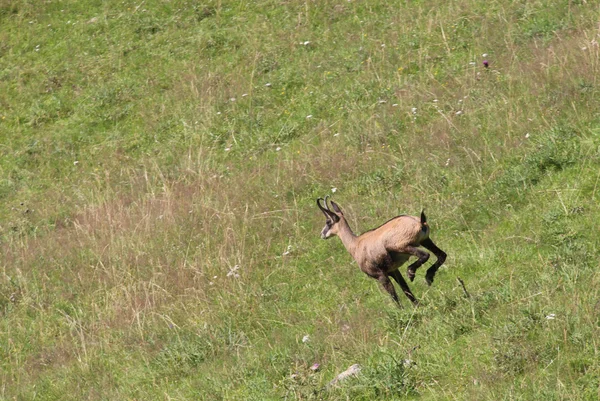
[2,0,600,399]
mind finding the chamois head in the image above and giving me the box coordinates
[316,196,344,239]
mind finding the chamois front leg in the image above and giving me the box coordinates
[369,254,416,307]
[363,255,401,306]
[389,269,418,306]
[376,274,401,306]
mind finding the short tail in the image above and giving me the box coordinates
[420,210,428,227]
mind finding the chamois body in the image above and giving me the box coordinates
[353,216,428,274]
[317,197,447,306]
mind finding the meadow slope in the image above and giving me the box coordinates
[1,0,600,399]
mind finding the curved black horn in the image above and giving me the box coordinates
[324,195,331,211]
[317,197,332,217]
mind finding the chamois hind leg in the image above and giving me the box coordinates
[389,269,418,306]
[403,246,430,282]
[420,238,447,286]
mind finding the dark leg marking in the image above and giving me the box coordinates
[389,269,418,306]
[377,274,400,306]
[420,238,447,286]
[404,246,430,282]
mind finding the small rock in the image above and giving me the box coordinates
[327,364,361,388]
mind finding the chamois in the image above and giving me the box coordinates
[317,196,446,306]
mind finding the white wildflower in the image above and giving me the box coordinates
[392,103,398,107]
[546,313,556,320]
[482,53,488,57]
[455,110,463,116]
[302,334,310,343]
[331,187,337,193]
[411,107,417,114]
[306,115,313,119]
[275,146,282,151]
[265,83,272,87]
[227,265,240,278]
[525,133,531,139]
[282,245,292,256]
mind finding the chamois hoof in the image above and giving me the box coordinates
[407,269,416,282]
[425,274,434,286]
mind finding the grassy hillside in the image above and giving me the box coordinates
[1,0,600,399]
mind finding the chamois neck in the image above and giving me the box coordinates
[337,218,358,257]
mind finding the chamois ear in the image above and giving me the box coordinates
[330,200,344,216]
